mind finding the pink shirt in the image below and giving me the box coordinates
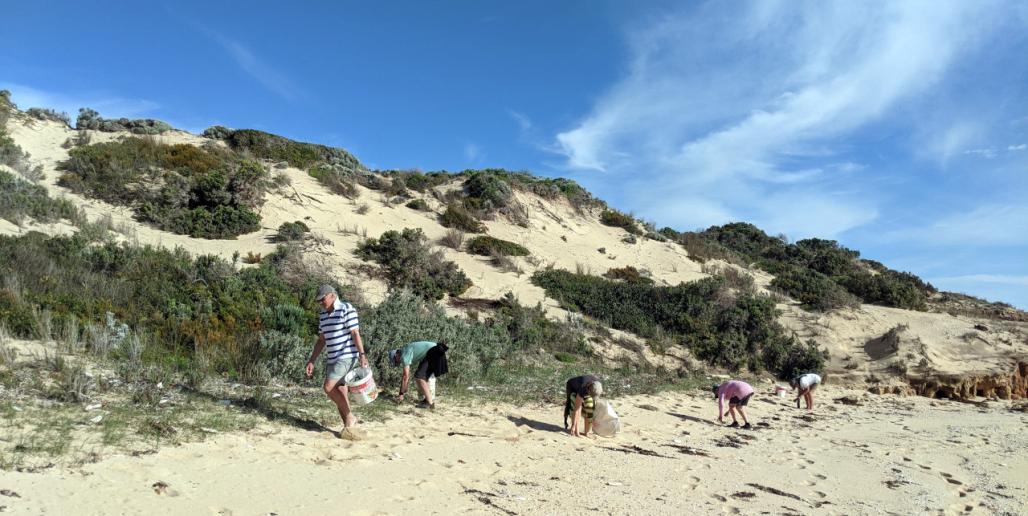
[717,380,754,416]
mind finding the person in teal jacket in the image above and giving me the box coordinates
[389,341,449,409]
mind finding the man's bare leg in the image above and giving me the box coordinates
[737,406,748,426]
[416,378,433,405]
[324,379,356,428]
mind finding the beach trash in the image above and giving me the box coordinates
[344,367,379,405]
[592,399,621,437]
[428,375,437,398]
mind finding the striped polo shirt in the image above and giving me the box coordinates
[318,299,360,364]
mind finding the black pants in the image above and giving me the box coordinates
[413,343,449,380]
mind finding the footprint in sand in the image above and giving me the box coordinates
[711,494,727,502]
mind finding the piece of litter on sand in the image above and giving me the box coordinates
[90,415,103,424]
[200,427,219,434]
[607,481,623,486]
[152,481,169,495]
[11,406,21,412]
[390,452,402,460]
[84,403,102,411]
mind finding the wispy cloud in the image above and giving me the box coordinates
[0,82,159,120]
[553,2,1002,239]
[508,110,533,132]
[198,27,301,102]
[464,142,483,164]
[881,204,1028,246]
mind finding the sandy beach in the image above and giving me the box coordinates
[1,386,1025,515]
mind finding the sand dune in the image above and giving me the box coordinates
[0,386,1025,515]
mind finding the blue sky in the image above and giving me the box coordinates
[3,1,1027,308]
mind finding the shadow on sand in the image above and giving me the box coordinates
[668,412,718,426]
[506,415,565,433]
[182,386,339,437]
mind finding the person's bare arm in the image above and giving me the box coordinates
[352,329,368,367]
[397,365,411,401]
[306,334,325,377]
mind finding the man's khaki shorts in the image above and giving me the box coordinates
[326,357,359,381]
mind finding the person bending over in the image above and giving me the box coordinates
[389,341,449,409]
[713,380,754,429]
[791,373,822,411]
[564,374,603,437]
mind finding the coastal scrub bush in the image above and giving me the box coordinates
[466,235,529,257]
[463,171,513,213]
[405,198,430,211]
[770,266,860,311]
[75,108,172,134]
[0,170,78,225]
[309,163,359,198]
[439,203,486,233]
[223,129,364,173]
[57,138,268,238]
[603,266,653,284]
[273,221,310,242]
[600,209,640,234]
[356,228,472,300]
[25,108,71,126]
[531,269,817,377]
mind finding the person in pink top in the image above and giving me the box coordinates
[712,380,754,429]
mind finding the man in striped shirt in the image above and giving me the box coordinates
[305,284,368,438]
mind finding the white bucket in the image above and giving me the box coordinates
[774,385,788,398]
[428,375,436,399]
[344,367,378,405]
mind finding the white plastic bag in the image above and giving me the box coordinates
[591,399,621,437]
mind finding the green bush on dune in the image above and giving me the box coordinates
[465,235,529,257]
[57,137,268,239]
[75,108,172,134]
[684,222,934,311]
[531,268,824,377]
[0,170,79,225]
[439,203,487,233]
[356,228,472,300]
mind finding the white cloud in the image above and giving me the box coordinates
[0,82,159,120]
[964,148,997,159]
[552,1,1001,238]
[933,274,1028,287]
[197,26,300,102]
[464,142,483,163]
[508,110,533,132]
[1008,143,1027,151]
[881,204,1028,246]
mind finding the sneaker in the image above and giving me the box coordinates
[741,423,752,430]
[416,400,435,410]
[727,421,739,428]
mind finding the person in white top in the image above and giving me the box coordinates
[790,373,822,411]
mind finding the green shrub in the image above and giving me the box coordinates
[356,228,472,300]
[466,236,529,257]
[223,129,364,172]
[463,171,513,213]
[770,266,860,311]
[405,198,430,211]
[554,351,577,363]
[603,266,653,284]
[25,108,71,126]
[201,125,234,139]
[600,209,640,234]
[75,108,172,134]
[309,163,359,198]
[0,170,78,225]
[439,203,486,233]
[58,138,268,238]
[531,268,812,378]
[274,221,310,242]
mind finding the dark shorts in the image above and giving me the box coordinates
[728,393,753,407]
[413,344,449,380]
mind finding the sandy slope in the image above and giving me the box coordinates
[0,387,1025,515]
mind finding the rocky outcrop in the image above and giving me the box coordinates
[869,361,1028,400]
